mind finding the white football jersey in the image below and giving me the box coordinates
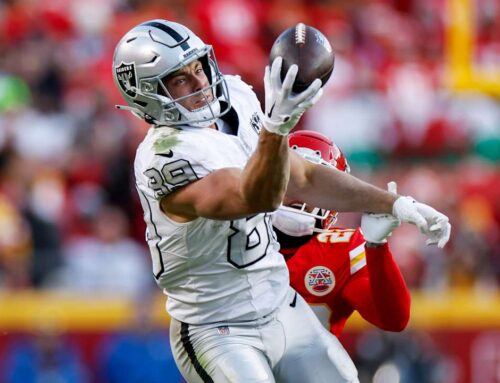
[135,76,289,324]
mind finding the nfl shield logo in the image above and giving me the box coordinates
[115,62,137,98]
[217,326,230,335]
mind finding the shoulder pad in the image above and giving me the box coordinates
[224,75,255,93]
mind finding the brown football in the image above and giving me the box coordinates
[269,23,335,93]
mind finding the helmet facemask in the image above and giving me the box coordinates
[146,48,230,127]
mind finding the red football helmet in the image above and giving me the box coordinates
[289,130,349,172]
[284,130,350,230]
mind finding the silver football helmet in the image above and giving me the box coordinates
[112,19,231,127]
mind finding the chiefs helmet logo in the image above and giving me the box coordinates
[304,266,335,296]
[115,62,138,98]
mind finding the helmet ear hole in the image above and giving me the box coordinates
[291,145,298,150]
[142,82,154,92]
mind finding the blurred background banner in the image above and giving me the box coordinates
[0,0,499,382]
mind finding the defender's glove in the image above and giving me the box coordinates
[361,182,401,244]
[392,194,451,248]
[263,56,323,135]
[361,213,400,244]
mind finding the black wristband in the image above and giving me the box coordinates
[365,241,386,248]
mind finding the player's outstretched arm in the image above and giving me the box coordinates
[338,184,410,331]
[342,244,411,332]
[288,156,451,247]
[288,152,396,214]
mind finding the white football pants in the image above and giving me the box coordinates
[169,287,359,383]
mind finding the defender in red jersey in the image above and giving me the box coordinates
[273,131,411,336]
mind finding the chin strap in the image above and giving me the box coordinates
[115,104,148,120]
[175,98,221,128]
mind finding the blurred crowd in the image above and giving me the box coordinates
[0,314,183,383]
[0,0,499,298]
[0,326,449,383]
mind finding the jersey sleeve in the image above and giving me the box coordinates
[341,242,411,332]
[223,75,264,153]
[345,228,368,275]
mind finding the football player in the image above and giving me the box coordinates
[273,131,411,337]
[112,20,450,383]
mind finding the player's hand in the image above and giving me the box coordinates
[392,193,451,248]
[263,56,323,135]
[361,213,400,244]
[362,182,400,244]
[413,202,451,248]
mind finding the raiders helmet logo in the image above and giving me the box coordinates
[304,266,335,296]
[115,62,138,98]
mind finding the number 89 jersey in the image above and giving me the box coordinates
[134,76,289,325]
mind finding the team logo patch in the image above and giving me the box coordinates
[115,62,137,98]
[304,265,335,296]
[250,112,262,133]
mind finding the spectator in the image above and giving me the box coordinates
[3,327,90,383]
[97,301,183,383]
[56,205,153,298]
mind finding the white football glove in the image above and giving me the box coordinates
[263,56,323,135]
[361,182,401,244]
[392,193,451,248]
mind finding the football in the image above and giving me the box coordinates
[269,23,335,93]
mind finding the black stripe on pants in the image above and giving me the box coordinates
[180,322,214,383]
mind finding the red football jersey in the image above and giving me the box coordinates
[285,228,410,337]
